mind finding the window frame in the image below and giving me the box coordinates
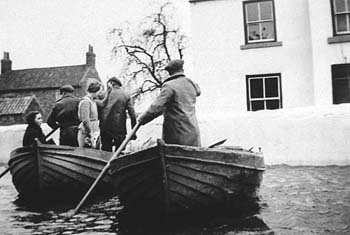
[331,0,350,36]
[243,0,278,44]
[246,73,282,111]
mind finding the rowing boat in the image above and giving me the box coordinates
[109,139,265,216]
[8,140,113,201]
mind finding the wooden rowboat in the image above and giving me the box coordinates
[8,140,113,201]
[109,139,265,217]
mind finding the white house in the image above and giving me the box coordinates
[189,0,350,114]
[185,0,350,166]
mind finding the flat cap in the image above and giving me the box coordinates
[164,59,184,73]
[107,77,122,86]
[59,84,74,93]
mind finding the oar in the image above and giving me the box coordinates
[0,127,58,180]
[0,167,10,180]
[208,139,227,148]
[44,127,59,142]
[72,122,141,215]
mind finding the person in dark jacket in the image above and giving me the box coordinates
[47,85,81,146]
[23,111,46,146]
[138,59,201,146]
[97,77,137,152]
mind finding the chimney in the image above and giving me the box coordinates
[1,52,12,74]
[86,45,96,67]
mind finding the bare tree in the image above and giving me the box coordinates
[108,2,187,100]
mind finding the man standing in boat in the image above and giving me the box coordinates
[138,59,201,147]
[47,85,81,147]
[97,77,137,152]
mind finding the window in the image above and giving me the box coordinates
[246,73,282,111]
[331,0,350,35]
[243,0,276,44]
[332,64,350,104]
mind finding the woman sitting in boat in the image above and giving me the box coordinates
[77,80,102,148]
[22,111,46,146]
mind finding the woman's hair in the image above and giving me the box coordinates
[26,111,40,125]
[87,81,101,93]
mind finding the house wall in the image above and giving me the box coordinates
[0,115,24,126]
[189,0,321,114]
[308,0,350,105]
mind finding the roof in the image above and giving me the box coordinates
[0,64,99,91]
[0,96,38,115]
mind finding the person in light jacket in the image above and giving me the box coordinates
[98,77,137,152]
[138,59,201,146]
[77,81,101,148]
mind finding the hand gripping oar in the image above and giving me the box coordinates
[0,127,58,180]
[72,122,141,215]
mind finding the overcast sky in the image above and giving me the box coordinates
[0,0,191,83]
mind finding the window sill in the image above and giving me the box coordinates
[328,35,350,44]
[240,41,283,50]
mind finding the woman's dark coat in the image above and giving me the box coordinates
[22,124,46,146]
[99,86,137,137]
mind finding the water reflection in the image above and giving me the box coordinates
[4,165,349,234]
[9,192,269,235]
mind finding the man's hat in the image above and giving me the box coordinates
[107,77,122,86]
[59,84,74,93]
[164,59,184,73]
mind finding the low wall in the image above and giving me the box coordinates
[0,124,59,163]
[132,104,350,166]
[1,104,350,165]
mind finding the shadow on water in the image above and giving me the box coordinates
[117,199,272,235]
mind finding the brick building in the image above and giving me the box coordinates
[0,95,43,125]
[0,45,101,122]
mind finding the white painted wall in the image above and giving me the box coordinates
[0,124,59,163]
[308,0,350,105]
[1,105,350,166]
[190,0,315,114]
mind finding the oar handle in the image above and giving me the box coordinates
[0,167,10,180]
[110,122,141,161]
[45,127,58,141]
[73,122,141,215]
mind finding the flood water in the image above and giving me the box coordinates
[0,164,349,235]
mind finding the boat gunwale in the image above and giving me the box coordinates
[166,155,266,171]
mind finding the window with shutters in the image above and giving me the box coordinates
[332,64,350,103]
[246,73,282,111]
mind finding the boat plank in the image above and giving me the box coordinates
[165,145,265,169]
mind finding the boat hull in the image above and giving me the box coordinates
[109,140,265,216]
[9,143,113,201]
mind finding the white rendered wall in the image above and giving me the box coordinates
[308,0,350,105]
[133,105,350,166]
[190,0,314,115]
[0,124,59,164]
[1,105,350,165]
